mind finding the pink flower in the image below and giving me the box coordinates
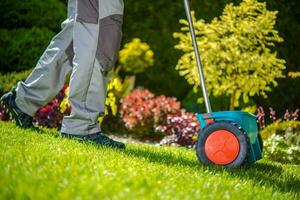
[158,112,200,147]
[120,89,182,131]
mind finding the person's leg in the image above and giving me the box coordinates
[61,0,124,135]
[14,0,76,117]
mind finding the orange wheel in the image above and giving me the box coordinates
[204,130,240,165]
[196,121,248,168]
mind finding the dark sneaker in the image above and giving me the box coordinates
[0,88,36,129]
[61,132,126,149]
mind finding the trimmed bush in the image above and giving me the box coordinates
[0,0,66,32]
[0,28,55,72]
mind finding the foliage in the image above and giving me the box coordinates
[34,85,70,129]
[0,28,55,72]
[257,107,300,164]
[181,90,204,113]
[59,76,125,126]
[157,112,200,148]
[241,105,257,114]
[120,89,181,136]
[174,0,286,109]
[1,121,300,199]
[0,0,66,32]
[119,38,154,74]
[264,134,300,164]
[106,0,300,112]
[0,0,299,112]
[117,38,154,101]
[0,70,32,94]
[79,37,155,127]
[182,89,257,113]
[260,120,300,141]
[0,72,27,121]
[26,76,125,129]
[104,77,123,116]
[59,87,71,114]
[97,76,124,124]
[0,84,70,129]
[261,0,300,114]
[288,71,300,79]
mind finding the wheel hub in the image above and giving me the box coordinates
[204,130,240,165]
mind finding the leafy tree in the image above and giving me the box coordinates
[174,0,286,110]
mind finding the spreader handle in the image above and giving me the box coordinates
[183,0,212,113]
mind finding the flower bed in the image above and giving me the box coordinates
[157,112,200,148]
[119,89,181,137]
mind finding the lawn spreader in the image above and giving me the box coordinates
[183,0,263,168]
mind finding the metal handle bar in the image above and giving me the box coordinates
[183,0,212,113]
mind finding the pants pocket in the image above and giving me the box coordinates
[76,0,99,24]
[96,14,123,72]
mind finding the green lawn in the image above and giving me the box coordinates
[0,121,299,199]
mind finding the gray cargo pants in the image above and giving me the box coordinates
[14,0,124,135]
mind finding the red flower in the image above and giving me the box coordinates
[34,84,71,129]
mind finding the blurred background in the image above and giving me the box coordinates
[0,0,299,114]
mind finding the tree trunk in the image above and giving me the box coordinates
[229,91,236,110]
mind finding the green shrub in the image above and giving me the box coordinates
[0,28,55,72]
[174,0,285,110]
[264,134,300,164]
[260,120,300,140]
[262,120,300,164]
[0,0,66,32]
[0,70,32,95]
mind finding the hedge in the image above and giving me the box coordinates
[0,28,55,72]
[0,0,66,32]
